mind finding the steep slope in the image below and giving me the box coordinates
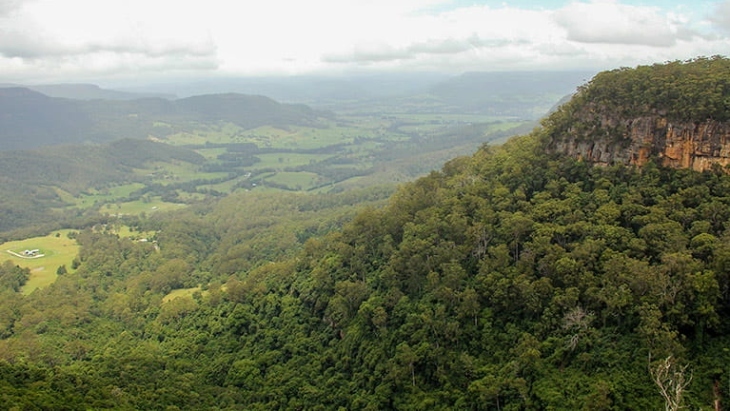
[3,59,730,410]
[175,93,327,128]
[4,131,729,409]
[0,88,94,149]
[0,139,205,234]
[545,56,730,171]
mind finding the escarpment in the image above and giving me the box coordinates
[545,57,730,172]
[550,116,730,172]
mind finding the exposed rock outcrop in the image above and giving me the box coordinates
[545,57,730,173]
[550,116,730,172]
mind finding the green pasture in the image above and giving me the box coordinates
[242,124,371,150]
[162,286,206,303]
[0,230,81,295]
[49,115,529,215]
[486,121,527,132]
[54,188,78,205]
[194,147,229,160]
[141,161,229,184]
[163,132,206,146]
[347,140,383,152]
[198,175,251,193]
[164,123,246,146]
[335,115,390,128]
[177,192,209,201]
[389,114,513,123]
[99,198,186,216]
[327,161,373,170]
[264,172,322,190]
[112,225,156,241]
[253,153,334,169]
[71,183,146,208]
[394,118,524,135]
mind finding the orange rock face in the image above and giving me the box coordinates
[550,116,730,172]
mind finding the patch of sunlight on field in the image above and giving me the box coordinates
[113,225,156,241]
[67,183,146,208]
[0,230,81,295]
[99,198,186,216]
[162,287,205,303]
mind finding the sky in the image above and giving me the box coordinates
[1,0,729,85]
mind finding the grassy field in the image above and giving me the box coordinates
[194,147,229,160]
[254,153,333,169]
[99,198,186,216]
[41,113,528,224]
[111,225,157,241]
[162,286,204,303]
[0,230,81,295]
[68,183,146,208]
[163,123,245,146]
[141,161,229,185]
[264,172,321,190]
[198,175,251,193]
[238,125,359,150]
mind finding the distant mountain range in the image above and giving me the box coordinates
[0,71,593,150]
[133,71,594,117]
[8,71,592,118]
[0,83,175,100]
[0,87,330,150]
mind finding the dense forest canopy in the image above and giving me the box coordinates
[544,56,730,143]
[2,58,730,409]
[3,134,730,409]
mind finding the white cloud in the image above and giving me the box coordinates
[709,0,730,33]
[0,0,25,16]
[1,0,729,83]
[553,0,680,47]
[0,0,219,81]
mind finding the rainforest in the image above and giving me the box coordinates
[2,59,730,410]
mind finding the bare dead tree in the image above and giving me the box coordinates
[649,355,693,411]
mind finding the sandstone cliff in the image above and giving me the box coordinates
[550,116,730,172]
[544,57,730,172]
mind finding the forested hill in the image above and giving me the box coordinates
[0,139,205,234]
[3,59,730,409]
[0,88,330,150]
[545,56,730,171]
[0,83,174,100]
[4,132,730,409]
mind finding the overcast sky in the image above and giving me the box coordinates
[1,0,729,85]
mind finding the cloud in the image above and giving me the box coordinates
[408,36,511,54]
[0,28,217,61]
[0,0,219,81]
[0,30,60,59]
[319,3,558,67]
[323,44,414,64]
[709,1,730,33]
[323,35,515,64]
[0,0,728,83]
[0,0,24,16]
[553,1,680,47]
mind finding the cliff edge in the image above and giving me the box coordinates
[545,56,730,172]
